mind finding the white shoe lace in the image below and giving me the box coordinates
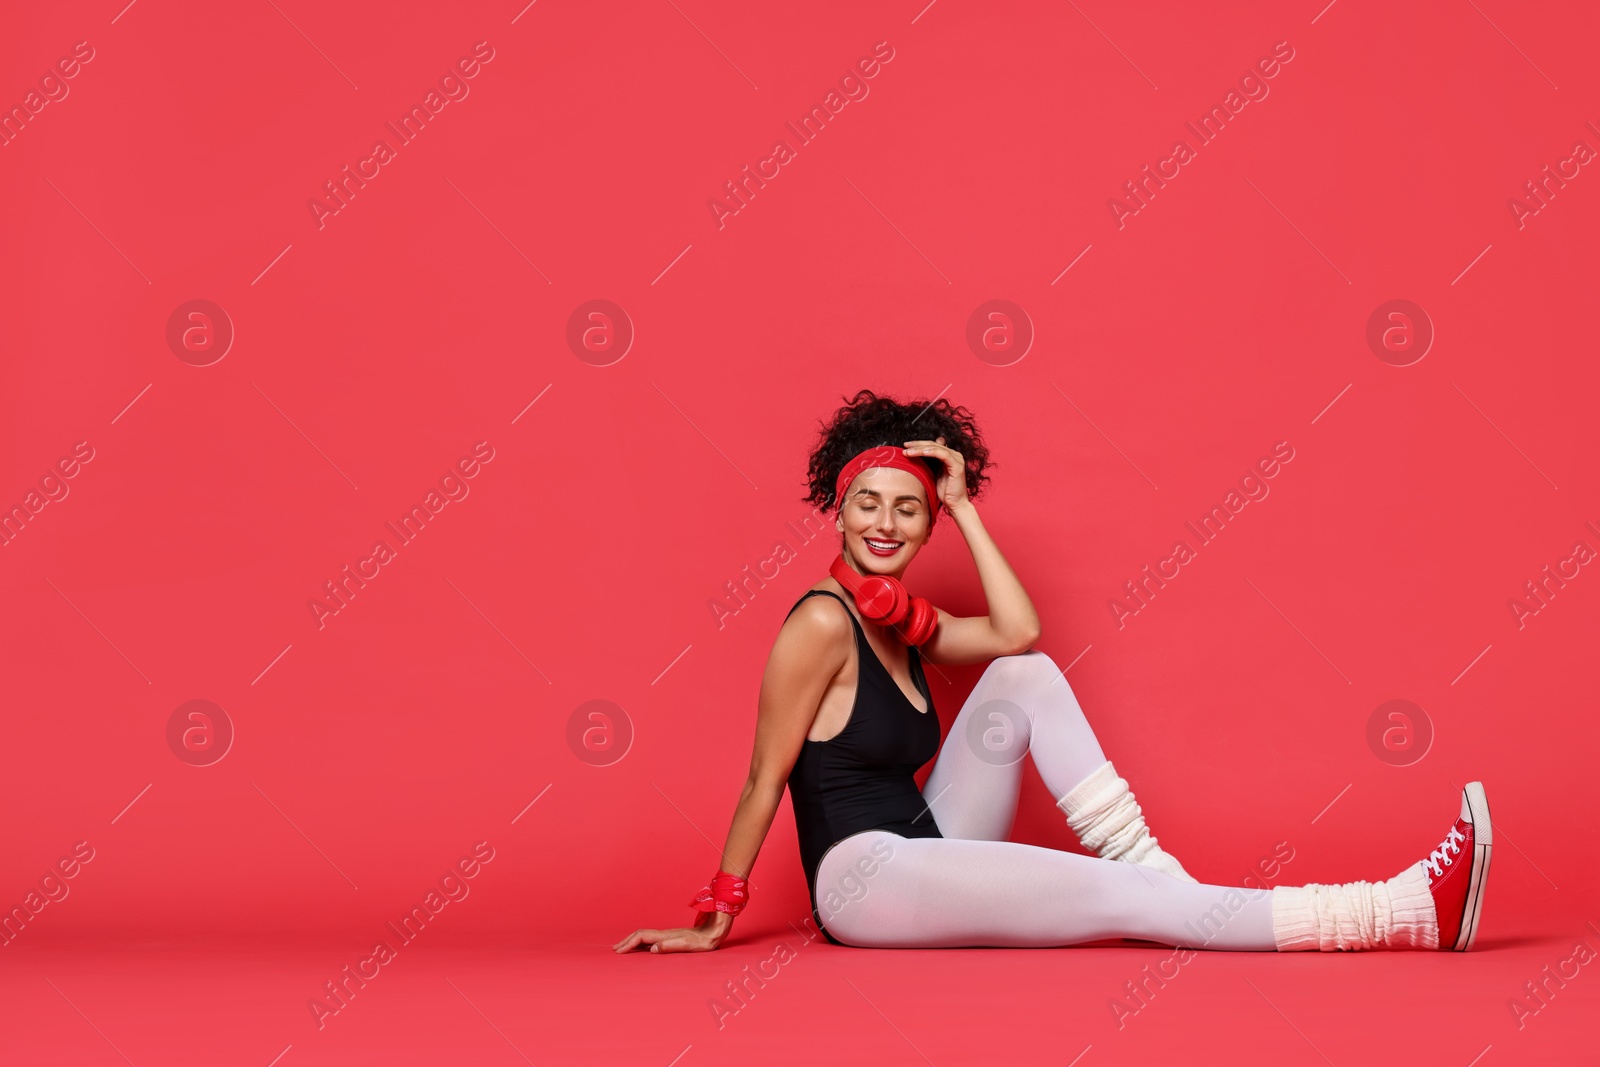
[1423,824,1467,878]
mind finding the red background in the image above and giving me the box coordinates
[1,1,1596,1063]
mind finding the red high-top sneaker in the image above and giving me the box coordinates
[1424,781,1493,951]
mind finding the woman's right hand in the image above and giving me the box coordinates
[613,910,732,954]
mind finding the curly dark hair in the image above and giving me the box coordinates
[803,389,994,530]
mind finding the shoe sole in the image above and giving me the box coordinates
[1455,781,1492,951]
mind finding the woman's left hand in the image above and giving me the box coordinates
[902,435,969,512]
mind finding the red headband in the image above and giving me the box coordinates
[834,445,940,518]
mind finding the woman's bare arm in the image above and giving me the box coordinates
[892,437,1040,667]
[918,498,1042,666]
[613,595,848,953]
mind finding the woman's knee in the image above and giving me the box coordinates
[980,649,1060,694]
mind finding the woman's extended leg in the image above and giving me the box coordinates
[816,784,1492,952]
[818,830,1273,949]
[921,650,1195,880]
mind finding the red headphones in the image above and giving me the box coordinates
[829,552,940,647]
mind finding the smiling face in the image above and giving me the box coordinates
[834,465,931,578]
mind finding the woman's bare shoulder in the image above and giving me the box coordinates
[771,587,852,663]
[782,587,849,634]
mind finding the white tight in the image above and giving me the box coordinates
[814,650,1278,950]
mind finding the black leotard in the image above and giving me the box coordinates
[784,589,944,945]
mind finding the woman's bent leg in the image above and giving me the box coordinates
[921,651,1108,842]
[816,831,1276,950]
[920,650,1195,880]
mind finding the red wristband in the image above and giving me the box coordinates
[689,870,750,915]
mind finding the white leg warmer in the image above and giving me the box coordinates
[1056,760,1197,883]
[1270,861,1438,951]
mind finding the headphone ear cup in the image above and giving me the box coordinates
[900,596,939,646]
[855,575,906,624]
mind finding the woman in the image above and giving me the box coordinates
[614,390,1491,954]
